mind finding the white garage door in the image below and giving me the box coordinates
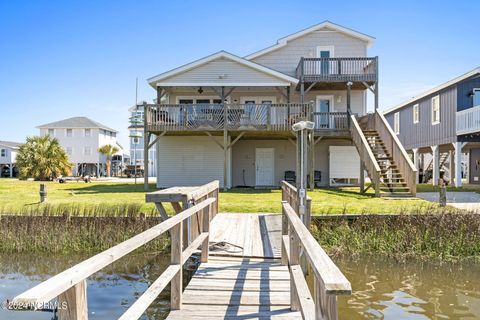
[329,146,360,184]
[157,136,230,188]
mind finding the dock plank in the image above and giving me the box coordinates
[166,214,302,320]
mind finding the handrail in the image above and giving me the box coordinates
[374,110,417,195]
[456,104,480,135]
[350,114,381,196]
[281,201,351,320]
[296,56,378,81]
[11,187,218,320]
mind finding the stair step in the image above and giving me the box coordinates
[380,192,414,198]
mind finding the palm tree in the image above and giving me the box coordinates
[98,144,119,177]
[16,135,71,180]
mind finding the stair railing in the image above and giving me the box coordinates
[350,115,381,196]
[374,110,417,196]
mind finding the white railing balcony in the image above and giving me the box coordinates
[456,104,480,135]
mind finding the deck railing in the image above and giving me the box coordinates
[373,111,417,196]
[350,114,382,196]
[10,184,219,320]
[145,103,313,132]
[457,104,480,135]
[312,112,349,130]
[280,197,351,320]
[296,57,378,83]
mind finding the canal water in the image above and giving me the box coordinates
[0,253,479,319]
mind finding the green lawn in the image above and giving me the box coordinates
[0,178,442,215]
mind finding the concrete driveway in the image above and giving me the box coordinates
[417,192,480,211]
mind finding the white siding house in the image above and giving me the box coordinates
[0,141,20,177]
[37,117,122,176]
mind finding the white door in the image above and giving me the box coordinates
[255,148,274,186]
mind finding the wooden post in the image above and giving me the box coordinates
[346,82,352,128]
[39,184,47,203]
[57,280,88,320]
[455,141,463,187]
[359,161,365,193]
[374,56,379,110]
[170,220,183,310]
[201,203,210,263]
[309,131,315,191]
[289,229,300,311]
[281,201,288,266]
[143,102,149,191]
[314,275,338,320]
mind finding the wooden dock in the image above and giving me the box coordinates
[11,181,352,320]
[167,213,301,319]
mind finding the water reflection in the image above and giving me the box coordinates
[1,253,479,319]
[332,255,480,319]
[0,252,192,320]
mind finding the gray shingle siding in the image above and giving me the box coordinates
[385,86,457,150]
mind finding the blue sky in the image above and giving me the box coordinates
[1,0,479,150]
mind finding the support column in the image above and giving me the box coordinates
[455,141,463,187]
[222,86,228,191]
[9,163,13,178]
[144,102,149,191]
[449,149,454,185]
[97,163,100,177]
[308,131,315,191]
[432,145,440,186]
[412,148,419,184]
[374,56,379,110]
[347,82,352,127]
[359,160,365,193]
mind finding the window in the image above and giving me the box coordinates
[431,95,440,124]
[66,129,73,137]
[413,104,419,124]
[84,146,92,156]
[394,112,400,134]
[48,129,54,137]
[66,147,73,156]
[85,129,91,137]
[474,88,480,107]
[1,149,6,157]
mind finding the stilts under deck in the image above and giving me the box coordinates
[167,213,301,319]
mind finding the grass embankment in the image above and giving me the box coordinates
[0,179,437,215]
[0,215,169,254]
[312,213,480,260]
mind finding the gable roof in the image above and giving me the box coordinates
[37,117,118,133]
[384,67,480,115]
[147,51,299,88]
[0,140,21,149]
[245,21,375,60]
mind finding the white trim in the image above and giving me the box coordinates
[245,21,375,60]
[175,95,230,104]
[413,104,419,124]
[154,82,292,87]
[394,112,400,134]
[384,67,480,114]
[316,46,335,58]
[431,95,441,125]
[147,51,299,87]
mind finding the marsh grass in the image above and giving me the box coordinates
[0,214,169,254]
[312,212,480,260]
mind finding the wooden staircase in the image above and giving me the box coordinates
[363,130,413,197]
[350,111,417,198]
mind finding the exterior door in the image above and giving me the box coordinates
[316,96,334,129]
[316,46,334,74]
[255,148,274,186]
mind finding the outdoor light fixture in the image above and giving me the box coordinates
[197,87,204,94]
[292,120,315,131]
[292,120,314,225]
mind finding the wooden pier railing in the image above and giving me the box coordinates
[10,186,219,320]
[281,200,351,320]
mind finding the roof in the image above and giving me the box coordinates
[0,140,21,149]
[245,21,375,60]
[37,117,118,133]
[384,67,480,115]
[147,51,299,88]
